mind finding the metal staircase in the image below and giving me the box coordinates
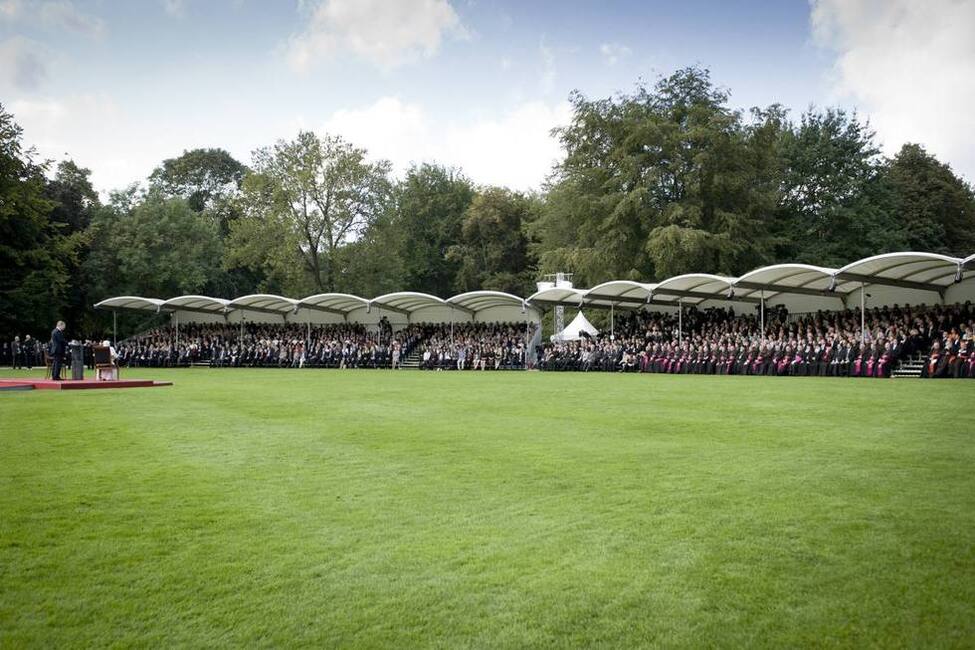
[892,354,924,378]
[398,348,424,369]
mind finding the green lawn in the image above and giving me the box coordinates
[1,369,973,647]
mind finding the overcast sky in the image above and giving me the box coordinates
[1,0,972,194]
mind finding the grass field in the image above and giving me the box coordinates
[1,369,973,647]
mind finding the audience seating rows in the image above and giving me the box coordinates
[538,303,974,378]
[112,302,974,378]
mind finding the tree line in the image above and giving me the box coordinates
[2,67,974,339]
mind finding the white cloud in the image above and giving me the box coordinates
[599,42,631,66]
[0,1,105,36]
[812,0,975,181]
[162,0,185,18]
[39,0,106,37]
[0,0,23,20]
[538,38,555,94]
[286,0,468,71]
[322,96,572,190]
[10,93,231,195]
[0,37,49,90]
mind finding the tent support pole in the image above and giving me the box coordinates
[860,283,866,344]
[678,299,683,344]
[113,311,117,346]
[760,291,765,344]
[610,303,614,339]
[450,307,454,345]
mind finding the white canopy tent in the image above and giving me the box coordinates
[551,310,599,342]
[296,293,370,323]
[93,251,975,343]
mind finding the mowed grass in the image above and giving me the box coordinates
[1,369,973,648]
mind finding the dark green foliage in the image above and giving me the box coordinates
[387,164,475,295]
[0,104,74,338]
[535,67,783,283]
[886,143,975,256]
[85,188,222,299]
[149,148,248,219]
[448,187,538,295]
[774,108,906,266]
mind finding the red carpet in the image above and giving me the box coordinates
[0,378,172,391]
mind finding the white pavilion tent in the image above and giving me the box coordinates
[94,250,975,343]
[551,310,599,342]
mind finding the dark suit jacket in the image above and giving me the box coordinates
[51,328,66,355]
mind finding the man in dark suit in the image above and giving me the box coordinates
[50,320,67,380]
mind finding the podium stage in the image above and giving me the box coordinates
[0,378,172,391]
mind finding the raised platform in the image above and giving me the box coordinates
[0,378,172,391]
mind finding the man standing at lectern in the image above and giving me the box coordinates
[51,320,67,380]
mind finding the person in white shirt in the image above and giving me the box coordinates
[97,340,119,380]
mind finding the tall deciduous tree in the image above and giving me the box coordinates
[386,164,474,295]
[885,143,975,256]
[229,131,392,292]
[535,67,781,284]
[44,160,100,331]
[0,103,78,337]
[149,148,247,210]
[86,189,222,299]
[448,187,538,295]
[775,108,904,265]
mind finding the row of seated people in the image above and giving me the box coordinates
[924,330,975,378]
[115,321,533,369]
[416,323,535,370]
[117,322,419,369]
[538,302,975,379]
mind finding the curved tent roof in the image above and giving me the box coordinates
[652,273,745,304]
[297,293,370,316]
[584,281,656,307]
[161,295,230,315]
[447,290,528,314]
[732,263,853,300]
[227,294,298,317]
[525,285,585,308]
[835,252,963,292]
[94,251,975,323]
[94,296,165,312]
[371,292,449,316]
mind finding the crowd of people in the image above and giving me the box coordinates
[416,322,534,370]
[7,301,972,379]
[111,320,537,371]
[537,302,975,379]
[115,319,418,369]
[1,335,44,370]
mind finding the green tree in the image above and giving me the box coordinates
[448,187,538,295]
[44,160,100,332]
[775,108,904,266]
[228,132,392,292]
[535,67,781,283]
[149,148,247,211]
[0,103,78,338]
[45,160,100,233]
[885,143,975,256]
[86,189,223,299]
[387,164,474,295]
[222,173,310,295]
